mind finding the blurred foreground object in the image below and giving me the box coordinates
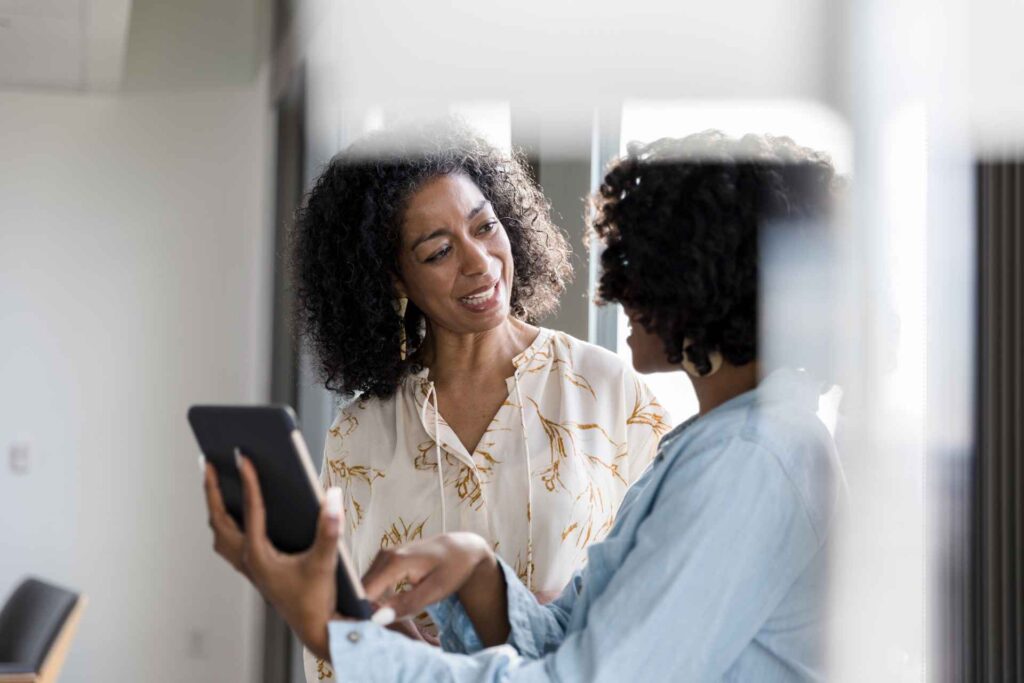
[974,160,1024,681]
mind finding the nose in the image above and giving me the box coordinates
[460,237,491,277]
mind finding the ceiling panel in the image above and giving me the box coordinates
[121,0,265,89]
[0,11,83,88]
[0,0,80,19]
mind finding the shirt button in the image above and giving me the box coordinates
[347,630,361,644]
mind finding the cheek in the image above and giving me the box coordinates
[399,261,452,310]
[634,328,667,364]
[417,273,453,308]
[495,232,515,274]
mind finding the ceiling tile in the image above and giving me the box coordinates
[0,13,83,88]
[0,0,81,19]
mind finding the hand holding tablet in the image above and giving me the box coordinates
[188,405,372,620]
[205,453,343,659]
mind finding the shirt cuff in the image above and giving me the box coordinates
[326,620,409,680]
[501,558,547,659]
[427,591,484,653]
[426,555,545,659]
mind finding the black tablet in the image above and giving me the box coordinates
[187,404,372,619]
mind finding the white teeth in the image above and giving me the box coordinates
[461,285,496,304]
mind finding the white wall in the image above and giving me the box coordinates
[0,80,272,682]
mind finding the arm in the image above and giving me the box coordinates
[327,555,582,681]
[455,549,509,646]
[622,375,671,483]
[361,533,512,646]
[534,437,823,680]
[360,532,580,655]
[328,437,823,681]
[428,553,582,658]
[202,448,564,680]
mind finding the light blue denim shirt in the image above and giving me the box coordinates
[327,368,843,681]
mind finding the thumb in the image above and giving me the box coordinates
[312,487,343,564]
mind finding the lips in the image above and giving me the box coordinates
[457,281,501,311]
[458,280,499,303]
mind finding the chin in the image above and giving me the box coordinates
[456,306,509,333]
[473,315,508,333]
[630,351,679,375]
[630,358,658,375]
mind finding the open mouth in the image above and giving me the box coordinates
[458,281,501,311]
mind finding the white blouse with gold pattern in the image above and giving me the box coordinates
[304,328,669,681]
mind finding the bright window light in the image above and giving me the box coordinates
[449,101,512,153]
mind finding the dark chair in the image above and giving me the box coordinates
[0,578,86,683]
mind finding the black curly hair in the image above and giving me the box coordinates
[590,131,838,375]
[292,121,572,400]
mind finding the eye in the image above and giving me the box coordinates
[426,245,452,263]
[478,221,498,235]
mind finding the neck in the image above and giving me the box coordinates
[689,360,760,416]
[419,317,538,384]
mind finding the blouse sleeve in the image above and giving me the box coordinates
[319,407,370,539]
[304,407,364,683]
[621,373,670,484]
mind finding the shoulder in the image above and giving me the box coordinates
[547,330,633,385]
[662,397,840,544]
[545,330,667,425]
[741,405,840,542]
[324,393,399,454]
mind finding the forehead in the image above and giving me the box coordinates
[402,173,487,232]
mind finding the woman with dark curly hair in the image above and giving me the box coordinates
[205,130,845,681]
[288,122,669,680]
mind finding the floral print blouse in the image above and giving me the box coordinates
[305,328,669,681]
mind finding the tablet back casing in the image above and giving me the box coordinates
[187,405,372,619]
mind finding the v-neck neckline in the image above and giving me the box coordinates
[408,328,552,463]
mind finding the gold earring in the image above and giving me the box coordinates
[394,297,408,361]
[681,339,722,378]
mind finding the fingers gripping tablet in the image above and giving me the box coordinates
[188,404,373,619]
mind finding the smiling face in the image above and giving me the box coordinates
[395,173,515,335]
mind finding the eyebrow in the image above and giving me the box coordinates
[466,199,489,220]
[409,200,491,250]
[411,229,449,250]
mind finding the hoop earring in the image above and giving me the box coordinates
[394,297,408,361]
[681,339,723,378]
